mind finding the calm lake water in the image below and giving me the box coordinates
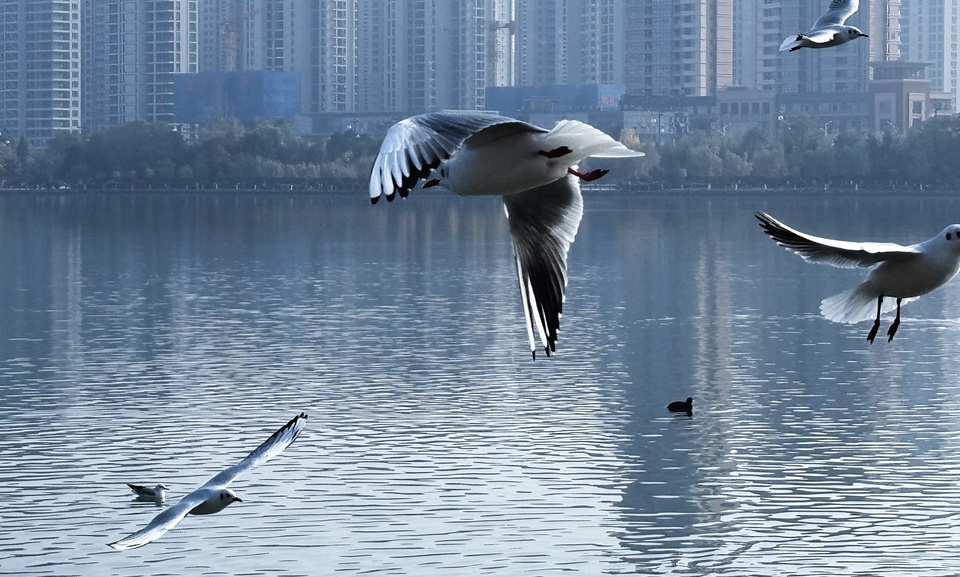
[4,188,960,576]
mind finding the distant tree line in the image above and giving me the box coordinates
[0,118,380,190]
[623,114,960,187]
[1,114,959,190]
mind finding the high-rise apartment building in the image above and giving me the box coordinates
[197,0,358,113]
[368,0,512,112]
[0,0,81,144]
[732,0,783,91]
[198,0,512,114]
[82,0,198,134]
[197,0,249,72]
[515,0,625,86]
[901,0,958,108]
[624,0,734,97]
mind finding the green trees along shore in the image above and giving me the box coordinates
[2,114,959,190]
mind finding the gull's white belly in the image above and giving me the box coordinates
[870,257,960,298]
[443,133,568,197]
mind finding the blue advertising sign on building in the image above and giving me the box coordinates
[174,71,301,123]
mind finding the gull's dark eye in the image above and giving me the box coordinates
[948,232,953,240]
[220,493,225,500]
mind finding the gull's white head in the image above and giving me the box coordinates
[845,27,867,40]
[938,225,960,250]
[218,489,242,505]
[189,488,243,516]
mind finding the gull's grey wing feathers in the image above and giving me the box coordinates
[813,0,859,28]
[755,212,918,268]
[127,483,152,497]
[503,175,583,358]
[202,412,308,490]
[369,112,541,203]
[108,491,210,550]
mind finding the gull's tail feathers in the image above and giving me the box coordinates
[544,120,645,160]
[820,283,913,324]
[780,34,804,52]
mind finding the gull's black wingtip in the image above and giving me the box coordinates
[371,195,380,205]
[754,211,775,231]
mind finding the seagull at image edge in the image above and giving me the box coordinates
[755,212,960,343]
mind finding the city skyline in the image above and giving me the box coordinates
[0,0,956,145]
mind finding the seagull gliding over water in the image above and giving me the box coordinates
[109,412,307,550]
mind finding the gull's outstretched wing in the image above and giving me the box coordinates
[202,412,308,490]
[503,175,584,358]
[108,490,210,551]
[109,413,308,551]
[813,0,859,28]
[369,112,541,203]
[755,212,918,269]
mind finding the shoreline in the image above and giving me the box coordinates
[1,181,955,198]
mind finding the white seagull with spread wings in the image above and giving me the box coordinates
[369,111,644,359]
[109,413,307,551]
[756,212,960,343]
[780,0,867,52]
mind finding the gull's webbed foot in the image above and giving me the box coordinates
[568,167,609,182]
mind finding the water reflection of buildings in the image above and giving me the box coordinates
[49,222,83,377]
[609,198,960,571]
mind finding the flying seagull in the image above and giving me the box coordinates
[780,0,867,52]
[109,412,308,551]
[755,212,960,343]
[369,111,644,358]
[126,483,168,503]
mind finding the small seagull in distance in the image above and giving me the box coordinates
[668,397,693,415]
[109,412,308,551]
[126,483,168,503]
[780,0,867,52]
[755,212,960,343]
[369,111,644,359]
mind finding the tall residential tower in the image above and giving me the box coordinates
[515,0,626,86]
[624,0,734,97]
[82,0,198,134]
[0,0,82,144]
[901,0,958,108]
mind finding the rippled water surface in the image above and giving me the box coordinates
[4,189,960,576]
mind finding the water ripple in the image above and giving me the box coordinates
[4,193,960,575]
